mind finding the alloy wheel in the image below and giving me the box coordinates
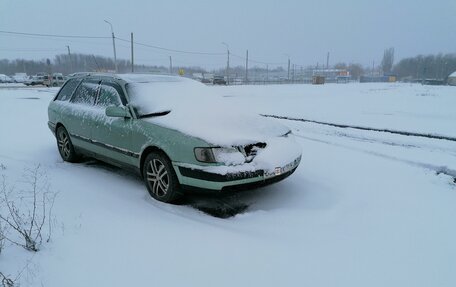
[146,159,169,198]
[58,130,71,159]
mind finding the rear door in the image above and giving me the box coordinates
[64,79,100,152]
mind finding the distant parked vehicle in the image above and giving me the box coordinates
[212,75,227,85]
[24,75,45,86]
[0,74,13,83]
[11,73,29,83]
[44,73,65,87]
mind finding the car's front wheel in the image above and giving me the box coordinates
[56,126,79,162]
[143,152,181,203]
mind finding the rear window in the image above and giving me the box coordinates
[55,78,81,101]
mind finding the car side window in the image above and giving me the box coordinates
[96,82,125,107]
[71,80,100,105]
[55,78,81,101]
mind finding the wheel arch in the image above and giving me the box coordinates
[55,122,65,133]
[139,146,171,178]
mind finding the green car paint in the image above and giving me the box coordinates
[48,73,300,194]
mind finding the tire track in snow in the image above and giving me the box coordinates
[294,133,456,185]
[262,114,456,142]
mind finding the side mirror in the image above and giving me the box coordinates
[105,106,131,118]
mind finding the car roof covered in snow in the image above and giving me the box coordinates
[68,73,191,84]
[118,74,189,83]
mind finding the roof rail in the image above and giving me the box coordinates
[67,72,91,78]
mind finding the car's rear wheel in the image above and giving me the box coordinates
[56,126,79,162]
[143,152,181,203]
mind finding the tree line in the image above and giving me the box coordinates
[393,53,456,80]
[0,53,166,76]
[0,53,211,77]
[1,52,455,81]
[330,51,455,81]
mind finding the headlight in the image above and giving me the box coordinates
[194,147,246,165]
[194,148,216,163]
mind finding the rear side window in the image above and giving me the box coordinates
[71,80,100,105]
[55,78,81,101]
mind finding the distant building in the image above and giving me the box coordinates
[312,75,325,85]
[360,74,397,83]
[312,69,350,83]
[448,71,456,86]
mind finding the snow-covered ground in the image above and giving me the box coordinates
[0,83,455,286]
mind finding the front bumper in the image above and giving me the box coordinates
[174,155,301,192]
[48,121,56,135]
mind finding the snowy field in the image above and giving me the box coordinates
[0,82,455,286]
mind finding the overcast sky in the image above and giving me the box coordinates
[0,0,455,70]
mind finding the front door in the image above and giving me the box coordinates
[90,81,136,166]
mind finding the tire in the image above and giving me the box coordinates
[143,152,181,203]
[56,126,79,162]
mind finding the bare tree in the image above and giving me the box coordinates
[347,63,365,80]
[0,220,5,254]
[0,165,57,252]
[0,272,14,287]
[381,47,395,74]
[334,62,347,70]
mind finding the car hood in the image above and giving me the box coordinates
[143,110,290,147]
[125,75,290,146]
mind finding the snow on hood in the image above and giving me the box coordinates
[124,74,290,146]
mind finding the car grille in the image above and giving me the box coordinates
[241,142,266,162]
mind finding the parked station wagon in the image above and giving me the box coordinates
[48,73,301,202]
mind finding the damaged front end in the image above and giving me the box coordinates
[173,132,302,192]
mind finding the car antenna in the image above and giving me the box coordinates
[92,54,101,71]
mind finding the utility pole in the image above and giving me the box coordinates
[131,33,134,73]
[245,49,249,83]
[287,57,291,81]
[169,56,173,75]
[66,45,72,73]
[372,60,375,77]
[266,64,269,82]
[104,20,117,73]
[222,42,230,85]
[292,64,295,82]
[326,52,330,69]
[227,49,230,85]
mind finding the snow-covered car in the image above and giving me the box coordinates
[11,73,29,83]
[47,73,301,203]
[24,75,45,86]
[44,73,65,87]
[0,74,13,83]
[213,75,226,85]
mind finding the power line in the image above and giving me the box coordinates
[0,48,64,52]
[0,30,110,39]
[0,29,298,68]
[115,37,225,56]
[231,52,286,66]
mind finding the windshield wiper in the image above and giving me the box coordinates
[138,110,171,119]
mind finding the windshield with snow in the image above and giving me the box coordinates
[125,75,212,117]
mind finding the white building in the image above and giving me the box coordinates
[448,71,456,86]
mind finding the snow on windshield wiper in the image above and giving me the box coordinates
[138,110,171,119]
